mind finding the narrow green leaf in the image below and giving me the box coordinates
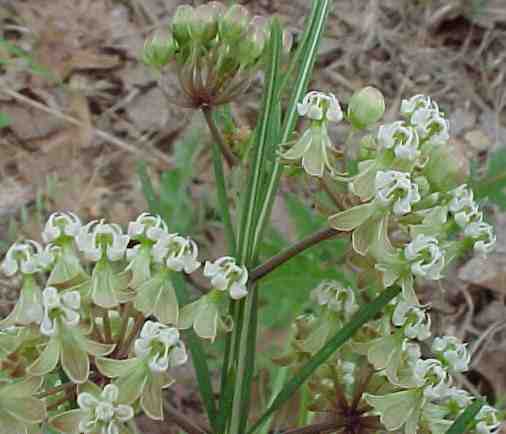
[445,400,485,434]
[248,285,401,434]
[136,161,161,216]
[171,273,219,433]
[252,0,331,253]
[472,148,506,210]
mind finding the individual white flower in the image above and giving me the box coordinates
[282,91,343,177]
[392,301,431,341]
[375,170,421,215]
[401,94,437,117]
[76,220,129,262]
[378,121,419,161]
[475,405,502,434]
[134,321,187,373]
[412,109,449,145]
[464,221,496,255]
[448,185,482,228]
[432,336,470,372]
[127,212,168,241]
[1,240,46,276]
[297,91,343,123]
[401,94,449,145]
[404,235,445,279]
[154,234,200,273]
[204,256,248,300]
[77,384,134,434]
[42,212,81,243]
[414,358,450,399]
[310,281,358,318]
[40,287,81,336]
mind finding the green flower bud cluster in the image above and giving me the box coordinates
[142,2,281,107]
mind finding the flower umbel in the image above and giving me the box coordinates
[204,256,248,299]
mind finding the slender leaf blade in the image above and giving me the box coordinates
[445,400,485,434]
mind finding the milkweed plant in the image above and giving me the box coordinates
[1,2,504,434]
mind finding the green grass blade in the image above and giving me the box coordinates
[445,400,485,434]
[226,20,283,434]
[171,273,219,433]
[252,0,331,254]
[248,285,401,434]
[136,161,161,216]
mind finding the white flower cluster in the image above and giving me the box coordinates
[375,170,421,215]
[297,91,343,123]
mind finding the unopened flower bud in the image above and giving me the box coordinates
[172,5,194,45]
[192,3,223,43]
[143,30,177,69]
[347,86,385,129]
[220,4,250,43]
[238,16,269,65]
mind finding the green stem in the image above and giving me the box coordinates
[202,106,237,256]
[202,105,238,167]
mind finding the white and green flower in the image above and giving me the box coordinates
[432,335,470,372]
[404,234,445,280]
[49,383,134,434]
[76,220,129,262]
[204,256,248,300]
[281,91,343,177]
[464,221,496,255]
[392,301,431,341]
[42,211,82,244]
[378,121,419,161]
[311,281,357,319]
[375,170,421,215]
[1,240,46,277]
[40,287,81,336]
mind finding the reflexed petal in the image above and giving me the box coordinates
[48,409,84,434]
[0,409,28,434]
[194,302,219,341]
[81,338,115,357]
[77,392,98,411]
[96,357,140,379]
[364,389,421,431]
[61,330,89,383]
[328,203,373,231]
[27,336,60,376]
[114,364,148,404]
[2,398,47,423]
[140,375,164,420]
[282,130,312,160]
[1,376,43,398]
[301,138,324,177]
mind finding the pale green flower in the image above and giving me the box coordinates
[96,321,187,420]
[28,287,115,383]
[204,256,248,300]
[76,220,129,263]
[464,221,496,255]
[42,212,81,244]
[432,335,470,372]
[378,121,420,161]
[49,383,134,434]
[392,301,431,341]
[310,281,357,319]
[375,170,421,216]
[281,91,343,177]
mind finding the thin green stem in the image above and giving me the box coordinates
[202,106,237,256]
[445,400,485,434]
[102,309,113,344]
[202,105,238,167]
